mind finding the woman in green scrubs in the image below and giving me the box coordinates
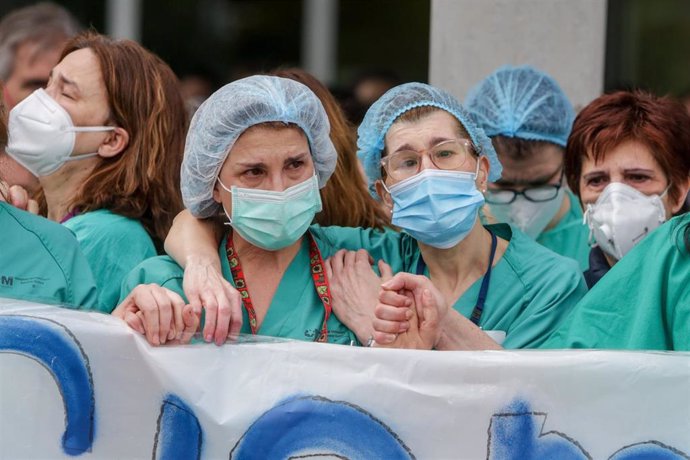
[542,214,690,350]
[0,94,97,310]
[116,75,366,346]
[5,32,186,313]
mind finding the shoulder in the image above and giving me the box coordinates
[495,223,584,288]
[65,209,155,252]
[309,224,402,255]
[1,202,85,256]
[66,209,149,234]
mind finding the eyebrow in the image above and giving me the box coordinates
[49,70,80,95]
[234,152,309,169]
[392,137,454,154]
[583,167,656,179]
[283,152,309,164]
[623,168,655,175]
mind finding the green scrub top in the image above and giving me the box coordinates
[542,214,690,351]
[65,209,156,313]
[537,190,590,271]
[405,223,588,349]
[0,202,98,309]
[119,225,379,345]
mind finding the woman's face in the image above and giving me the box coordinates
[213,126,315,213]
[579,139,683,218]
[376,110,489,207]
[44,48,113,157]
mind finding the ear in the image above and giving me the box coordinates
[475,156,490,193]
[97,127,130,159]
[212,181,223,204]
[669,178,690,215]
[375,179,393,211]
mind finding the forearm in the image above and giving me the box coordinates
[164,210,224,269]
[435,310,503,351]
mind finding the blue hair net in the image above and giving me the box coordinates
[465,65,575,147]
[182,75,337,218]
[357,82,502,198]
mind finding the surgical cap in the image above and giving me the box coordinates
[465,65,575,147]
[357,82,502,198]
[182,75,337,218]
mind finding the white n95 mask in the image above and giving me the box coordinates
[5,88,114,177]
[489,186,565,239]
[584,182,667,261]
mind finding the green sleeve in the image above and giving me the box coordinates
[118,256,187,305]
[503,265,588,349]
[66,212,157,313]
[309,225,409,272]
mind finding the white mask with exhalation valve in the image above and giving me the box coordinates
[584,182,668,261]
[5,88,114,177]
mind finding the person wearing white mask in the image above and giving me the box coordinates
[561,90,690,288]
[465,66,590,270]
[5,31,186,312]
[540,91,690,350]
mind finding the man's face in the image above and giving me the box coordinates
[3,39,66,109]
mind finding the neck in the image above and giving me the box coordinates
[418,221,494,293]
[40,159,98,222]
[231,230,304,271]
[544,190,570,232]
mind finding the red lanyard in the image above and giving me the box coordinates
[225,232,333,342]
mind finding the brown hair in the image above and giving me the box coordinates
[270,67,390,229]
[0,83,6,147]
[565,90,690,206]
[59,32,186,246]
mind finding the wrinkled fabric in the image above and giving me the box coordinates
[465,65,574,147]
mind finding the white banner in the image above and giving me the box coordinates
[1,298,689,459]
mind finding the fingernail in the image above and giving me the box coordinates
[405,309,413,319]
[205,334,212,342]
[384,334,397,343]
[399,321,409,331]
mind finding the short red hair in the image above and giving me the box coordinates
[565,90,690,205]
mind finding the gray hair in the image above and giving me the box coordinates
[0,2,81,80]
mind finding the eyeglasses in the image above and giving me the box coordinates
[380,139,478,181]
[485,184,563,204]
[486,169,564,204]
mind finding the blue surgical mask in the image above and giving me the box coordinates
[218,174,322,251]
[384,165,485,249]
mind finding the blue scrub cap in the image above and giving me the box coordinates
[465,65,575,147]
[357,82,502,198]
[182,75,337,218]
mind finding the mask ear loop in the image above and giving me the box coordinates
[582,203,597,247]
[217,178,234,226]
[63,127,118,161]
